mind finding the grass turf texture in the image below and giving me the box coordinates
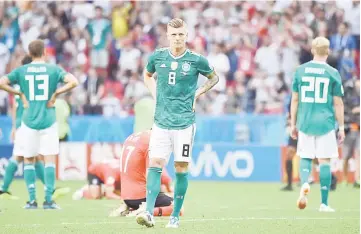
[0,181,359,234]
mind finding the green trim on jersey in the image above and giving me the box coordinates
[146,48,213,130]
[292,61,344,136]
[7,63,66,130]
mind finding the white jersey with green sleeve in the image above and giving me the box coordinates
[7,62,67,130]
[292,61,344,136]
[146,48,213,130]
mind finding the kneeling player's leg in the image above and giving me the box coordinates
[316,130,338,207]
[1,156,23,193]
[146,125,171,215]
[154,193,176,216]
[87,174,103,199]
[172,124,195,218]
[39,123,59,203]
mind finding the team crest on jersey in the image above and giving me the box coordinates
[182,62,191,72]
[171,62,178,70]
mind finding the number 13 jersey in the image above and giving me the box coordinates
[292,61,344,136]
[7,61,67,130]
[146,48,213,130]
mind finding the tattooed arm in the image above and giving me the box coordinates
[193,72,219,111]
[195,71,219,99]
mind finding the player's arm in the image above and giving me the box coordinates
[195,55,219,99]
[143,71,156,99]
[333,73,345,143]
[0,76,28,108]
[143,52,157,99]
[54,73,79,96]
[290,70,300,139]
[334,96,344,131]
[290,92,299,128]
[195,71,219,99]
[48,73,78,108]
[0,76,22,96]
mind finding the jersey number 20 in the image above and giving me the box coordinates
[25,75,49,101]
[301,76,329,103]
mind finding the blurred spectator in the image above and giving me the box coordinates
[87,6,111,75]
[0,1,359,117]
[207,42,230,92]
[330,22,357,70]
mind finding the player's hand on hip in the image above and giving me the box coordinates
[337,130,345,145]
[290,125,298,139]
[47,94,57,108]
[20,93,28,108]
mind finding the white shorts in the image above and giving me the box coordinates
[149,124,196,163]
[297,130,339,159]
[20,123,59,158]
[13,127,24,156]
[90,49,109,68]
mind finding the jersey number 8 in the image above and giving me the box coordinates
[301,76,329,104]
[25,75,49,101]
[168,72,176,85]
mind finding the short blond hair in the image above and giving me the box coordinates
[168,18,186,29]
[311,37,330,56]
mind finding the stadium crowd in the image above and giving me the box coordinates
[0,0,359,116]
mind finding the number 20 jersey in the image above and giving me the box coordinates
[292,61,344,136]
[7,62,67,130]
[146,48,213,130]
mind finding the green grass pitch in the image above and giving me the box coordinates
[0,181,359,234]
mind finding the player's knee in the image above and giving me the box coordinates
[174,162,188,173]
[13,156,24,163]
[24,157,35,164]
[318,159,330,165]
[89,185,101,199]
[35,155,44,162]
[149,158,166,168]
[43,155,56,164]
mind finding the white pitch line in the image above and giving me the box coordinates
[3,216,359,228]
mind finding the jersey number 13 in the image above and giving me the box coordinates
[25,75,49,101]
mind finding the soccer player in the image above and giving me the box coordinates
[136,18,219,228]
[0,56,69,201]
[0,39,78,209]
[72,162,121,200]
[109,130,175,218]
[290,37,345,212]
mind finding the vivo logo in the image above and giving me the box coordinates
[190,144,254,178]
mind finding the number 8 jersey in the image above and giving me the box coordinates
[146,48,213,130]
[7,62,67,130]
[292,61,344,136]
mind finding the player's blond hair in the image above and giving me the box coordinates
[168,18,186,29]
[311,37,330,56]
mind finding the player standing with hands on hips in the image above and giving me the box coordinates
[290,37,345,212]
[0,39,78,209]
[136,18,219,228]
